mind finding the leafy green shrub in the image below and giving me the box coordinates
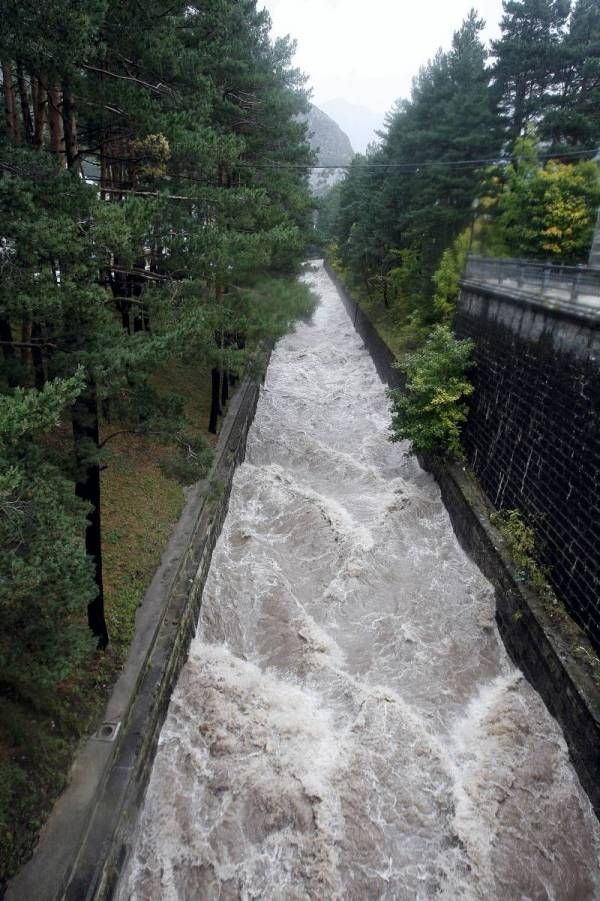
[490,508,550,592]
[388,326,475,456]
[242,278,318,344]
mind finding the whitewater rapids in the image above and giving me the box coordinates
[119,262,600,899]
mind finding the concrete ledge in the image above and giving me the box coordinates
[8,371,266,901]
[460,278,600,325]
[326,261,600,818]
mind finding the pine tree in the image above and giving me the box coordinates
[333,12,500,320]
[1,0,315,656]
[542,0,600,149]
[491,0,571,142]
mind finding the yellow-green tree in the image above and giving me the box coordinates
[538,162,599,257]
[432,229,472,325]
[486,138,600,262]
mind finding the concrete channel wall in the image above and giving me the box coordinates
[325,261,600,820]
[8,371,266,901]
[457,280,600,650]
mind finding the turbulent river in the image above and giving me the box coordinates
[119,262,600,900]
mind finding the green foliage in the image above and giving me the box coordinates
[330,12,501,327]
[206,476,226,503]
[0,683,98,882]
[316,184,342,245]
[492,0,600,149]
[490,508,550,592]
[327,1,600,347]
[491,0,571,142]
[544,0,600,150]
[484,136,600,262]
[572,643,600,685]
[0,382,95,703]
[0,371,84,444]
[388,326,475,457]
[241,278,317,345]
[432,229,472,325]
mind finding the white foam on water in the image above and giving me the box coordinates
[120,645,349,899]
[119,262,600,900]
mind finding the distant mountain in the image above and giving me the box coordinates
[306,105,354,166]
[320,99,384,154]
[302,105,354,197]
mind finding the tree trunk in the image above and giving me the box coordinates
[30,320,45,389]
[62,84,80,173]
[208,367,222,434]
[47,83,65,165]
[121,302,131,332]
[109,266,131,331]
[0,314,19,388]
[132,312,144,333]
[20,318,29,367]
[2,61,21,143]
[131,261,146,331]
[32,74,47,150]
[72,381,109,649]
[512,77,528,141]
[16,62,33,144]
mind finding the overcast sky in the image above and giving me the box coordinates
[261,0,505,117]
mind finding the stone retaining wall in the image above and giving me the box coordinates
[457,281,600,650]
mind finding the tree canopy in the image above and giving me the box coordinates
[322,0,600,335]
[0,0,314,702]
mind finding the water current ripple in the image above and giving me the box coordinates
[119,262,600,900]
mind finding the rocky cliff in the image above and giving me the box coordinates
[303,105,354,196]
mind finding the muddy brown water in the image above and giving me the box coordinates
[118,262,600,900]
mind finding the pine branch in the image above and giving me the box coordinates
[106,266,168,281]
[81,64,175,97]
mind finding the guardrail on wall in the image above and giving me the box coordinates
[464,254,600,315]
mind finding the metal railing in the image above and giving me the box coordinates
[463,254,600,314]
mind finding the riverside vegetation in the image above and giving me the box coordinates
[0,0,317,882]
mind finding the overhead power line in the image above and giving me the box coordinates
[77,145,599,181]
[4,146,596,207]
[238,146,599,171]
